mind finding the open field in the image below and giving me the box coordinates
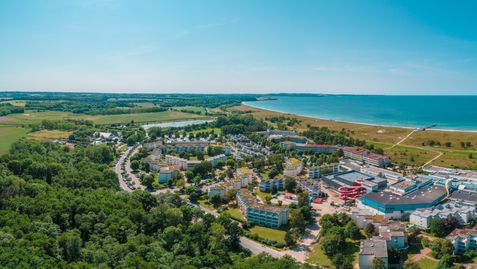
[249,226,286,244]
[0,110,207,126]
[306,243,333,267]
[189,127,222,135]
[27,130,71,142]
[231,104,477,169]
[223,207,246,221]
[0,126,29,155]
[416,258,438,269]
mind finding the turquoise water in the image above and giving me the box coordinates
[244,95,477,131]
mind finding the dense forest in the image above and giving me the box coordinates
[0,92,259,115]
[0,140,313,268]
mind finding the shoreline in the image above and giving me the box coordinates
[243,102,477,133]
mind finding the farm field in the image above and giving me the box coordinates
[27,130,71,142]
[0,126,30,155]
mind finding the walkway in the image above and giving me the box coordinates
[421,151,443,168]
[386,128,419,149]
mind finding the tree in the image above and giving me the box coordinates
[365,223,377,238]
[284,178,297,192]
[371,257,386,269]
[284,230,297,246]
[321,234,344,256]
[141,174,155,190]
[59,230,82,262]
[430,218,447,237]
[430,239,453,258]
[264,194,272,204]
[332,253,353,269]
[210,194,222,208]
[437,254,454,269]
[345,221,361,240]
[130,160,140,171]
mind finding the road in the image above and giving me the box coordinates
[124,145,144,190]
[114,147,134,192]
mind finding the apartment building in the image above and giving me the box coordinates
[259,177,284,193]
[446,227,477,254]
[410,202,476,229]
[236,189,289,228]
[308,163,340,179]
[342,147,390,168]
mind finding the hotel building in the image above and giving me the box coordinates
[342,147,390,168]
[308,163,340,179]
[236,189,289,228]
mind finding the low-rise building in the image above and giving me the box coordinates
[342,147,390,168]
[259,177,284,193]
[308,163,340,179]
[297,178,321,198]
[280,141,338,154]
[283,158,303,177]
[208,154,226,167]
[449,189,477,207]
[208,188,225,199]
[359,238,388,269]
[236,189,289,228]
[410,202,476,229]
[158,166,179,184]
[351,208,408,250]
[446,227,477,254]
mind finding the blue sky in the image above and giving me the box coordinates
[1,0,476,94]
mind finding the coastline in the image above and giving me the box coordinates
[243,102,477,133]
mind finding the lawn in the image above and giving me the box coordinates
[306,243,334,268]
[27,130,71,142]
[198,199,215,210]
[0,126,30,155]
[249,226,286,244]
[307,238,360,268]
[0,110,207,126]
[189,127,222,135]
[416,258,438,269]
[223,207,246,221]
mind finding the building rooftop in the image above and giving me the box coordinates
[447,227,477,238]
[238,189,289,214]
[450,189,477,205]
[333,170,374,184]
[363,185,447,205]
[360,238,388,258]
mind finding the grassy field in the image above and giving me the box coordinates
[0,110,207,126]
[416,258,438,269]
[249,226,286,244]
[307,238,359,268]
[0,126,30,155]
[232,104,477,169]
[223,207,246,221]
[306,243,334,268]
[27,130,71,142]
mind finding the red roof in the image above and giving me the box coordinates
[447,227,477,238]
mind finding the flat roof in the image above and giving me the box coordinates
[360,239,388,258]
[450,190,477,205]
[334,171,374,184]
[363,185,446,205]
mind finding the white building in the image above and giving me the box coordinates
[446,227,477,254]
[359,238,388,269]
[308,163,340,179]
[283,158,303,177]
[409,202,476,229]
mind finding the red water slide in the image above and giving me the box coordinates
[338,179,366,201]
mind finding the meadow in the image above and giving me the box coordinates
[0,126,30,155]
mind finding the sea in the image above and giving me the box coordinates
[244,95,477,131]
